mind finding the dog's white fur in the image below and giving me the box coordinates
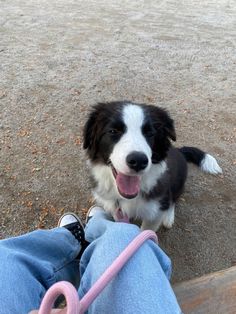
[201,154,223,174]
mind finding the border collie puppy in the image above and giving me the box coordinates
[83,101,222,231]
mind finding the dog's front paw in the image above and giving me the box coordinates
[141,220,162,232]
[162,205,175,229]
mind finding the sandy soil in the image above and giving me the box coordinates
[0,0,235,283]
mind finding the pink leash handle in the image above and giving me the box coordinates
[38,230,157,314]
[38,281,80,314]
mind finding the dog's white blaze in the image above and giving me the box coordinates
[200,154,222,174]
[110,104,152,174]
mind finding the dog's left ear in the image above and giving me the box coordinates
[163,113,176,142]
[83,110,97,150]
[148,105,176,141]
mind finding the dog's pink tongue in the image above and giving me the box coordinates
[116,173,141,198]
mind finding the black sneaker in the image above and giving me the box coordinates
[58,212,88,258]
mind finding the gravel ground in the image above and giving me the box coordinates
[0,0,235,283]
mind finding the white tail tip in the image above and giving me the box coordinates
[200,154,222,175]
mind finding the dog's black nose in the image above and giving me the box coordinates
[126,152,149,172]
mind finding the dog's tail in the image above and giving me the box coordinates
[179,146,222,175]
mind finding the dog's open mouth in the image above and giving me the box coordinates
[111,166,140,199]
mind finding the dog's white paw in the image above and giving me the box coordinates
[162,205,175,229]
[141,219,162,232]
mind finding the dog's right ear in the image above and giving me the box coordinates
[83,110,97,150]
[83,103,113,160]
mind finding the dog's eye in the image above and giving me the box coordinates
[146,131,155,137]
[142,124,155,138]
[108,129,121,135]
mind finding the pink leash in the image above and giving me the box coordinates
[38,230,157,314]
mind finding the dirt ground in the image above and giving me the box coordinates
[0,0,235,283]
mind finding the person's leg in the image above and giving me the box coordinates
[0,215,83,314]
[79,209,182,314]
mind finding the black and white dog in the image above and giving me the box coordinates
[83,101,222,231]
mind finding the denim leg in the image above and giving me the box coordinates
[79,213,181,314]
[0,228,80,314]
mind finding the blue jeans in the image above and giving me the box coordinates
[0,211,182,314]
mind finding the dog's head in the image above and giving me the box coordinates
[83,101,176,199]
